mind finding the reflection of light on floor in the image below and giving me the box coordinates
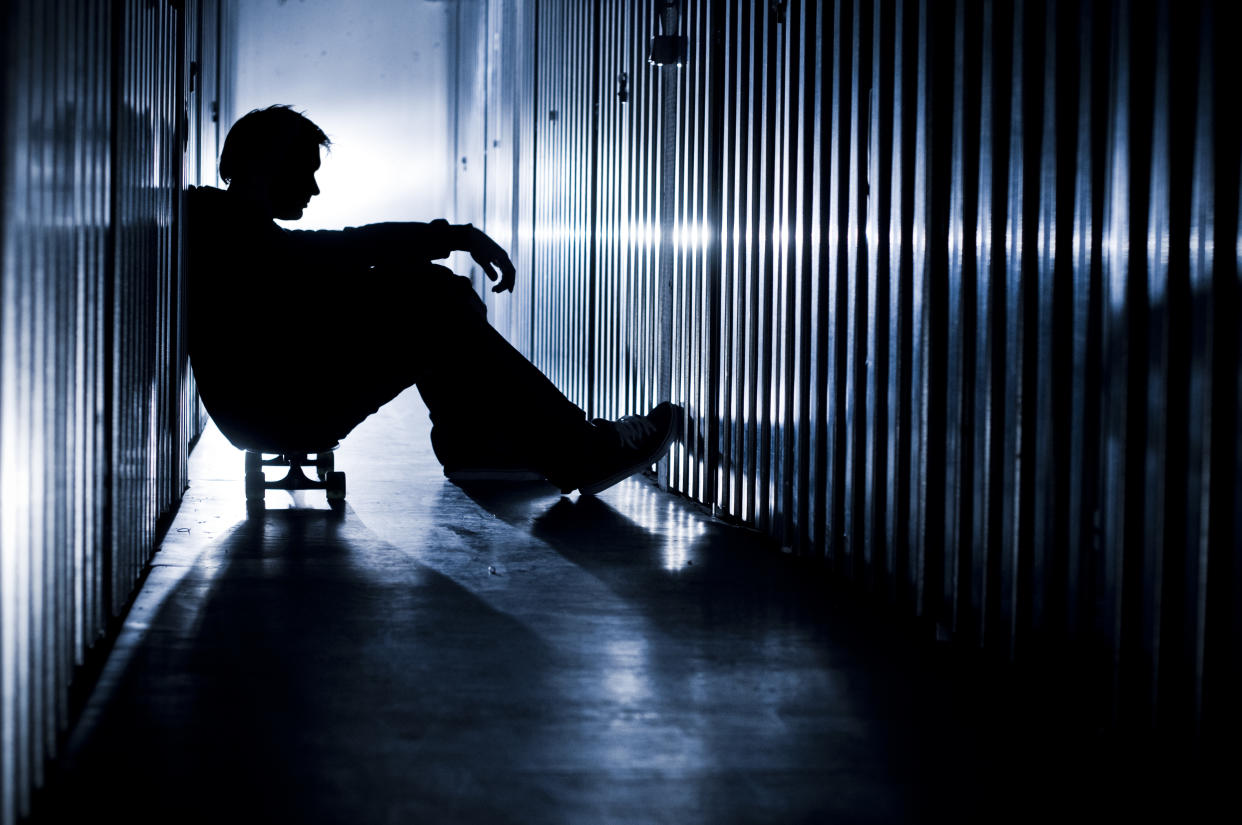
[602,638,650,705]
[610,479,707,571]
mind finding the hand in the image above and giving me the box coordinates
[463,225,516,293]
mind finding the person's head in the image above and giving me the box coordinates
[219,105,330,220]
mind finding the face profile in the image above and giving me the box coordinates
[217,104,331,222]
[265,142,322,220]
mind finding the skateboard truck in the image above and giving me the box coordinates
[244,448,345,508]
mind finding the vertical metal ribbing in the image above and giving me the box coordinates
[735,0,752,521]
[761,0,781,533]
[571,2,591,410]
[641,1,661,418]
[531,0,596,413]
[584,2,601,420]
[1181,0,1215,739]
[717,0,740,518]
[696,0,715,501]
[654,0,678,487]
[0,0,10,803]
[616,0,633,418]
[48,0,72,766]
[532,1,554,389]
[1139,0,1171,725]
[745,0,765,526]
[860,0,889,587]
[670,0,685,490]
[793,0,821,555]
[85,0,111,672]
[6,3,34,814]
[0,0,222,819]
[675,0,709,501]
[748,0,770,531]
[840,0,867,581]
[513,0,539,360]
[972,0,1002,645]
[1227,19,1242,748]
[732,0,753,520]
[484,0,516,341]
[823,0,846,564]
[28,0,49,790]
[1097,0,1131,719]
[469,0,1239,749]
[1064,0,1097,646]
[906,0,931,614]
[592,0,611,423]
[882,0,908,596]
[769,0,792,540]
[1029,0,1061,652]
[576,0,588,410]
[701,0,727,513]
[941,0,968,633]
[809,0,829,560]
[775,0,803,547]
[996,0,1026,652]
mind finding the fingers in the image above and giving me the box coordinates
[493,255,515,292]
[480,243,515,292]
[465,227,517,293]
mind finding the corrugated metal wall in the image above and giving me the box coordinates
[457,0,1240,745]
[0,2,234,822]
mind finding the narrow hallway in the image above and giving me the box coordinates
[4,2,1239,823]
[29,391,1064,824]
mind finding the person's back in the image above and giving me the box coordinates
[188,184,321,448]
[186,108,459,449]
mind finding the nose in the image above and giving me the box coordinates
[309,176,320,197]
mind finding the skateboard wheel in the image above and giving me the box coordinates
[244,470,266,502]
[244,451,263,473]
[326,471,346,501]
[315,451,335,481]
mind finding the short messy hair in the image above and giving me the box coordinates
[218,104,331,184]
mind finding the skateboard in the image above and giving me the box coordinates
[244,447,346,507]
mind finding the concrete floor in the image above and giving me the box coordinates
[30,390,1202,824]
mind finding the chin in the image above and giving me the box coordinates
[276,207,305,221]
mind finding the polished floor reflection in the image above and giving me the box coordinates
[33,389,1196,824]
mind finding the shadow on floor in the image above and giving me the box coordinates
[40,508,570,825]
[452,481,1226,823]
[35,477,1227,824]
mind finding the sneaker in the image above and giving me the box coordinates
[578,402,680,495]
[430,424,544,483]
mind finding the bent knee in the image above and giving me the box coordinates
[428,268,488,320]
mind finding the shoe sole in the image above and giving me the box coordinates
[578,412,678,496]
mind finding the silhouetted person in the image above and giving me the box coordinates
[187,104,675,494]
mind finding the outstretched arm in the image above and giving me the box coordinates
[286,219,516,292]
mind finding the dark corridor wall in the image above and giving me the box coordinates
[455,0,1241,747]
[0,2,236,822]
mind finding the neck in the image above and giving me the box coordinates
[226,180,276,222]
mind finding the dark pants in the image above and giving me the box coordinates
[318,263,596,487]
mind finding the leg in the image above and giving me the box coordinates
[323,265,596,488]
[325,263,677,494]
[412,269,602,487]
